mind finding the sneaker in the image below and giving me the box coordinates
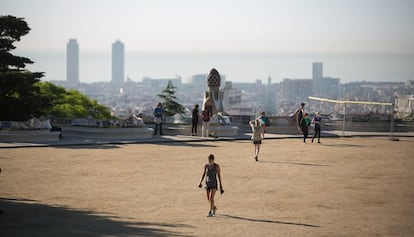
[311,138,314,143]
[318,141,321,144]
[213,207,217,215]
[255,156,258,162]
[207,211,213,217]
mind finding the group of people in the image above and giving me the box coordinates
[191,104,212,138]
[197,105,322,217]
[295,102,322,144]
[248,104,323,162]
[196,111,268,217]
[152,103,211,137]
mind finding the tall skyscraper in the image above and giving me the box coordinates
[112,40,124,86]
[312,62,323,95]
[66,39,79,83]
[312,62,323,80]
[311,62,339,99]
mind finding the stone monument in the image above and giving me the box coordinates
[201,68,239,136]
[203,68,224,116]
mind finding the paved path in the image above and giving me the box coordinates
[1,130,413,148]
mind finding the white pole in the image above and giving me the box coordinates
[389,96,398,141]
[308,99,311,114]
[342,103,346,137]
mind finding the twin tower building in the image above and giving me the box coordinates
[66,39,124,86]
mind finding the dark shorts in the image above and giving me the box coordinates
[253,140,262,144]
[206,186,217,191]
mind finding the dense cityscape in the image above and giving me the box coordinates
[54,39,414,120]
[2,2,414,236]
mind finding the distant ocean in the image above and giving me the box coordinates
[15,50,414,84]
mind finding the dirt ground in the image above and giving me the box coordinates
[1,137,414,237]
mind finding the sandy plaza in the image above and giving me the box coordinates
[0,136,413,236]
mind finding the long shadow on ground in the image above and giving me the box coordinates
[320,143,369,148]
[219,214,321,228]
[0,198,192,237]
[157,142,218,148]
[259,160,330,167]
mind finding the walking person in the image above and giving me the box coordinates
[300,113,311,144]
[295,102,305,132]
[250,119,264,161]
[153,102,164,135]
[198,154,224,217]
[259,111,270,138]
[191,104,199,136]
[201,109,211,138]
[312,112,322,143]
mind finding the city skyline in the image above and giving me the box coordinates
[17,48,414,84]
[2,0,414,83]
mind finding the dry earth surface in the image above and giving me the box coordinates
[1,137,414,237]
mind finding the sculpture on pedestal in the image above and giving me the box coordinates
[203,68,224,117]
[202,68,234,126]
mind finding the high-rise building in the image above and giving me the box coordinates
[222,81,242,109]
[282,78,313,102]
[66,39,79,83]
[112,40,124,86]
[189,74,207,87]
[312,62,323,95]
[312,62,323,80]
[311,62,339,99]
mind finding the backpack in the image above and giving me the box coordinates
[300,117,309,128]
[202,111,210,122]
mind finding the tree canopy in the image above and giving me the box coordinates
[0,15,112,121]
[0,15,48,120]
[157,80,186,117]
[37,82,112,119]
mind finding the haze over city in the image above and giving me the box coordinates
[2,0,414,83]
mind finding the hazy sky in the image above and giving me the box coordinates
[2,0,414,54]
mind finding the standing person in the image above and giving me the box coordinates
[191,104,199,136]
[295,102,305,131]
[312,112,322,143]
[153,102,164,135]
[300,113,311,144]
[198,154,224,217]
[201,109,211,138]
[259,111,270,138]
[250,119,264,161]
[0,167,2,214]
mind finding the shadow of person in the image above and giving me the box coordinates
[0,198,192,237]
[259,161,330,167]
[218,214,321,228]
[320,143,368,148]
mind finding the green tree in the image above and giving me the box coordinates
[37,82,113,119]
[0,15,48,121]
[157,80,186,116]
[0,15,112,121]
